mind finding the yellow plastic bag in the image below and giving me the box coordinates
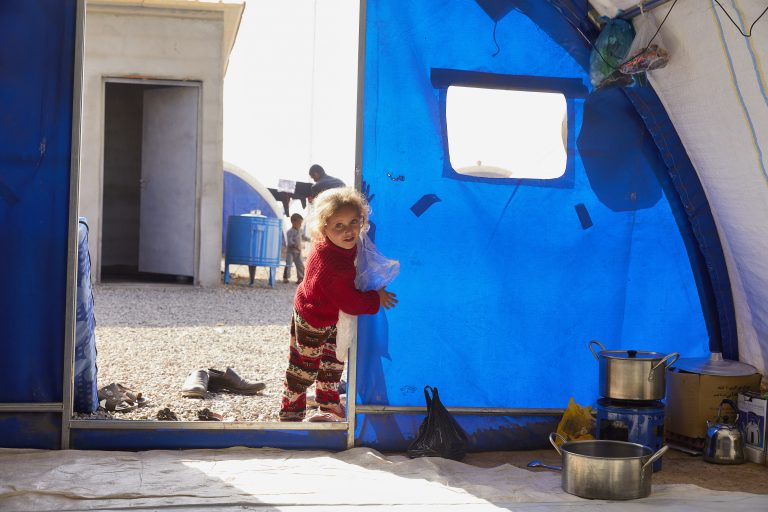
[555,397,595,446]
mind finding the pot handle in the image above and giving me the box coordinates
[549,432,566,455]
[648,352,680,381]
[641,445,669,473]
[588,340,606,361]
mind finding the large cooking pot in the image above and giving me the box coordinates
[589,340,679,401]
[549,433,668,500]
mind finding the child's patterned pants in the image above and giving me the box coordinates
[280,310,343,421]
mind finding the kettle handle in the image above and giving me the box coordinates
[649,352,680,381]
[717,399,740,425]
[588,340,606,361]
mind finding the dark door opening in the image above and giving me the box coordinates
[101,81,198,284]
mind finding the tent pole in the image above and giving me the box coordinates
[618,0,676,20]
[61,0,86,450]
[348,0,368,450]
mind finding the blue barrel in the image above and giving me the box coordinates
[224,215,282,286]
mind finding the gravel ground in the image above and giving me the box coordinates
[78,265,313,422]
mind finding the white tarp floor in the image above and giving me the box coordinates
[1,447,767,511]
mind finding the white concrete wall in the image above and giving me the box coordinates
[81,5,225,286]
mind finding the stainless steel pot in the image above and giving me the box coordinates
[550,432,668,500]
[589,340,679,401]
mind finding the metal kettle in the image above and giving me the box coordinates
[703,399,745,464]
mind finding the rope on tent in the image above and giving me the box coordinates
[713,0,768,38]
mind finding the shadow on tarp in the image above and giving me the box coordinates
[355,413,560,452]
[70,427,347,451]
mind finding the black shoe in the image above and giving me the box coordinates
[208,367,266,395]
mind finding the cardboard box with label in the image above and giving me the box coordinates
[738,391,767,465]
[665,369,761,442]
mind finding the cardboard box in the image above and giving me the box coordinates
[738,391,767,465]
[665,369,761,441]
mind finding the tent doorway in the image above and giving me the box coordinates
[100,80,200,284]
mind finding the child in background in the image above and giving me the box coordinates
[279,187,397,422]
[283,213,308,284]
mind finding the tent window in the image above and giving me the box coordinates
[446,86,567,179]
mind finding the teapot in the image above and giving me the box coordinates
[703,399,745,464]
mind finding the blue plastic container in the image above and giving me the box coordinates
[224,215,283,287]
[596,398,666,472]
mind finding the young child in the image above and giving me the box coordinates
[283,213,308,284]
[279,187,397,422]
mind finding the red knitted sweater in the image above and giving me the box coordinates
[294,238,380,328]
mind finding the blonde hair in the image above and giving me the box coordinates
[307,187,370,242]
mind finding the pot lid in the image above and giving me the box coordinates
[600,349,665,360]
[671,352,757,376]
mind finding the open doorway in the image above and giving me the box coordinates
[101,80,199,284]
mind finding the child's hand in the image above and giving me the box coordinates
[377,288,398,310]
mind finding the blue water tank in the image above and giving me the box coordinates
[224,215,282,286]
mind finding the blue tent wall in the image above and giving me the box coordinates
[0,1,77,448]
[222,170,281,252]
[355,0,719,449]
[0,0,734,451]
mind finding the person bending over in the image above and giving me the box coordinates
[279,187,397,422]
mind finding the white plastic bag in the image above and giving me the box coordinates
[626,11,665,62]
[336,232,400,361]
[355,232,400,292]
[336,312,357,362]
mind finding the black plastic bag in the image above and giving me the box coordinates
[406,386,469,461]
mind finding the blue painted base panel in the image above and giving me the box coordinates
[70,428,349,451]
[0,413,61,449]
[355,414,561,452]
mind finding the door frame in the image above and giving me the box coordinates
[98,77,203,284]
[61,4,369,450]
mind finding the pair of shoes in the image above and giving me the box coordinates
[306,402,345,422]
[197,408,222,421]
[295,280,302,285]
[208,367,266,395]
[157,407,179,421]
[181,369,209,398]
[283,278,289,283]
[306,408,345,423]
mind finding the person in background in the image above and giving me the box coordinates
[279,187,397,422]
[308,164,345,202]
[283,213,308,285]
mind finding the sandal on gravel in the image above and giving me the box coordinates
[306,410,344,422]
[124,391,150,407]
[197,408,222,421]
[99,398,137,413]
[98,383,139,413]
[156,408,179,421]
[306,403,346,423]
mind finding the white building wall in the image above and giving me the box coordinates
[81,5,225,287]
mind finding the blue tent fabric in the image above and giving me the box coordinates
[355,0,720,448]
[0,0,76,405]
[74,218,99,414]
[0,0,738,451]
[222,171,281,252]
